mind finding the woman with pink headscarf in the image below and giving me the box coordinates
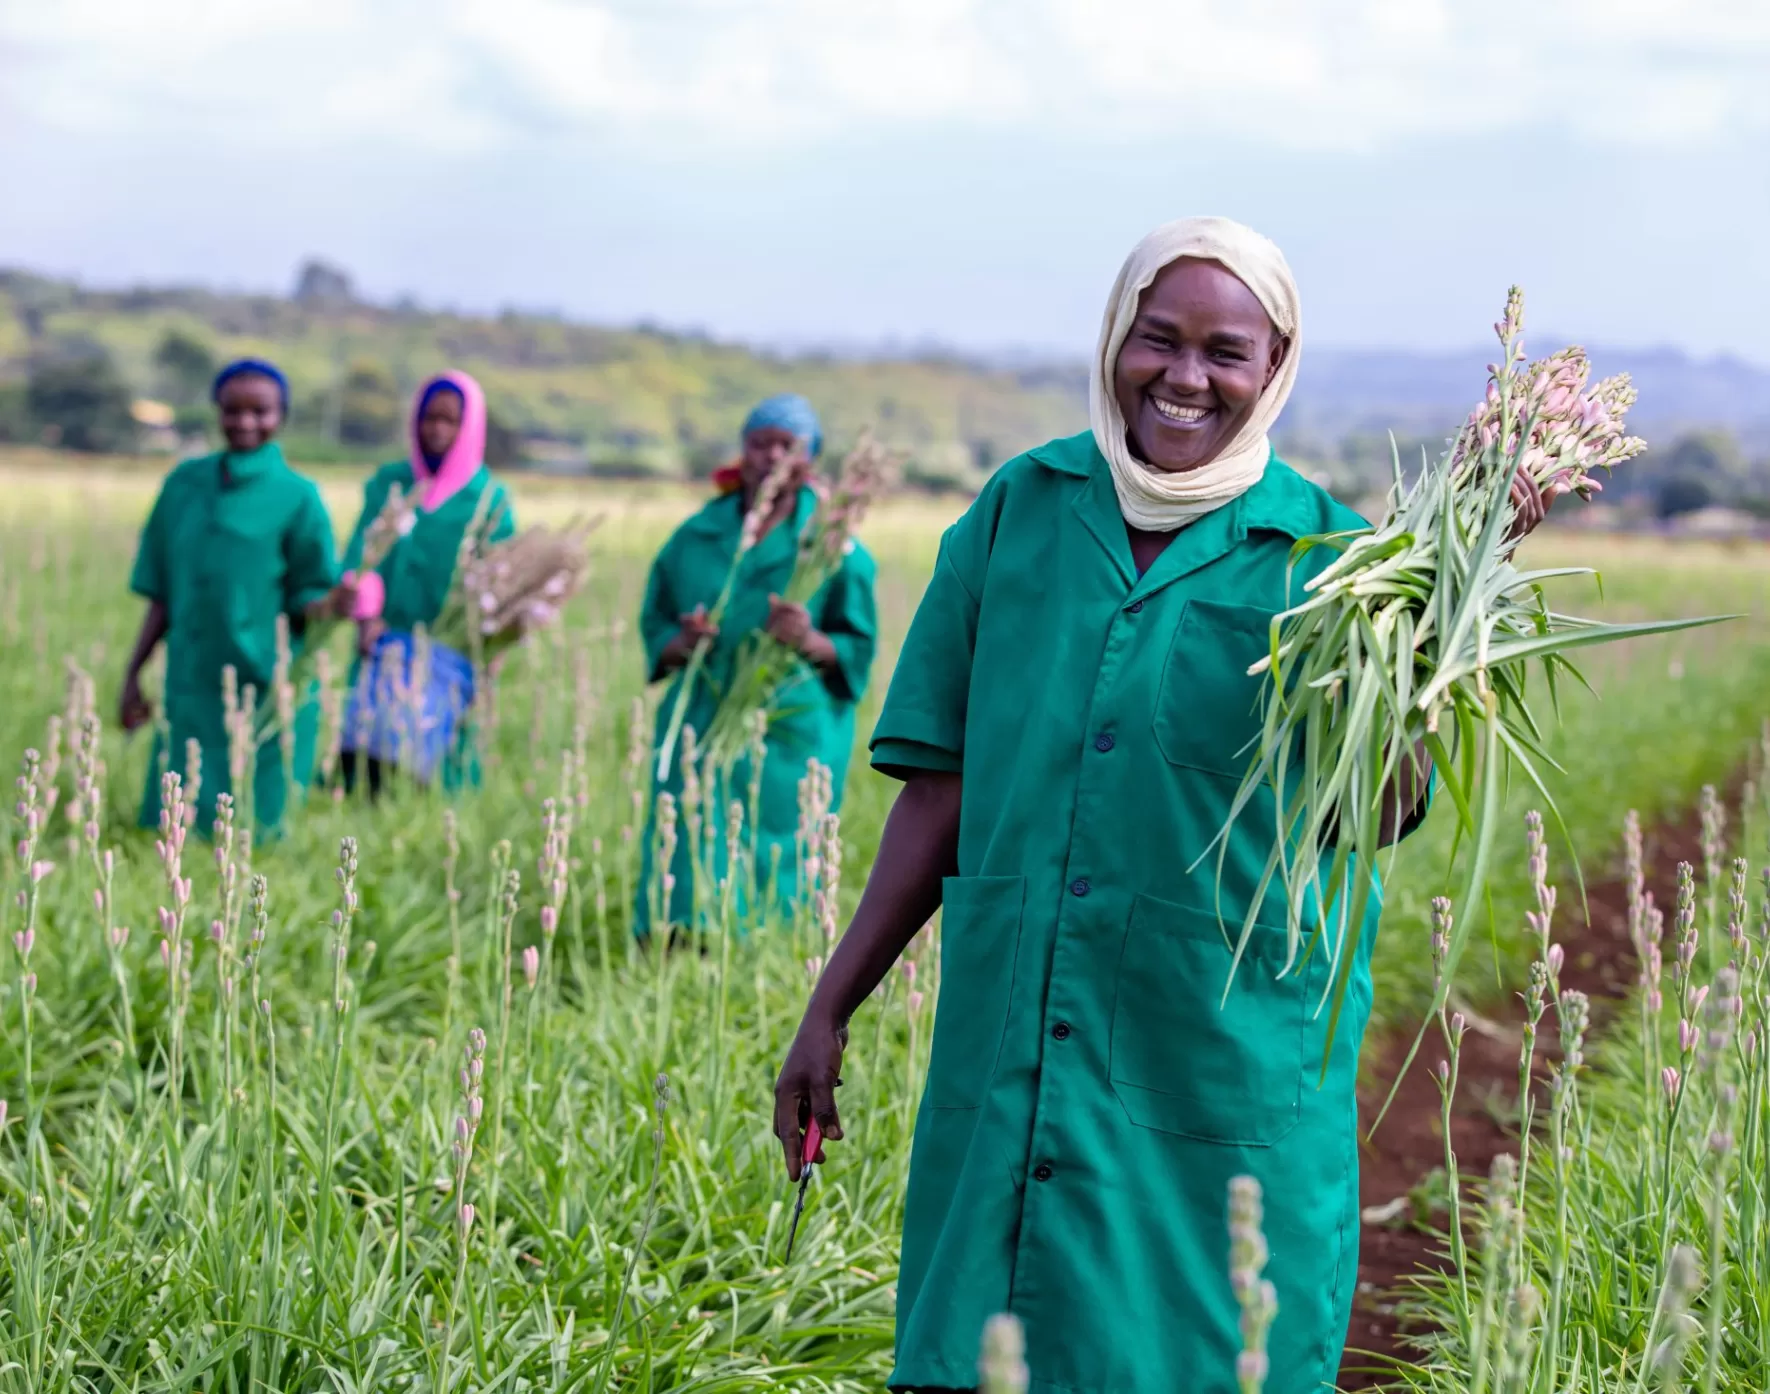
[338,371,516,797]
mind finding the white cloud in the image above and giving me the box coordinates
[3,0,1766,155]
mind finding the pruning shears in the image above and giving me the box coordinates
[784,1117,822,1263]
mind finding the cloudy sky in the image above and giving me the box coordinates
[2,0,1767,359]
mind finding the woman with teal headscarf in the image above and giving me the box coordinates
[637,394,878,935]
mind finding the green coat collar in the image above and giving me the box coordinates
[1027,431,1323,605]
[217,440,286,487]
[1026,430,1324,541]
[680,482,819,554]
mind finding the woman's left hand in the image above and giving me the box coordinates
[1506,471,1549,545]
[767,595,838,670]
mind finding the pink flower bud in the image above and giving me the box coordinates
[459,1203,475,1237]
[210,919,225,942]
[29,860,53,884]
[1437,1059,1451,1082]
[158,907,175,934]
[522,945,539,990]
[540,905,558,937]
[1546,944,1564,975]
[908,989,925,1014]
[1691,985,1710,1016]
[455,1115,470,1145]
[1679,1019,1698,1053]
[93,889,106,913]
[1450,1012,1467,1037]
[12,930,32,956]
[160,939,171,967]
[1662,1066,1681,1099]
[110,925,129,949]
[0,1100,7,1130]
[21,973,34,995]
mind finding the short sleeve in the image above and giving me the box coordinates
[816,545,878,704]
[868,524,980,780]
[129,480,173,603]
[284,487,341,613]
[639,545,680,683]
[486,483,517,544]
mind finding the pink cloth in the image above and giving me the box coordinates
[411,370,487,511]
[347,569,386,620]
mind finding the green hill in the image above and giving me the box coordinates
[0,267,1086,487]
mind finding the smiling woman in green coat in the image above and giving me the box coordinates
[773,219,1549,1393]
[638,394,878,935]
[121,358,351,837]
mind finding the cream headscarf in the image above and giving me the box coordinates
[1089,216,1302,531]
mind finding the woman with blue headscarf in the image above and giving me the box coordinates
[637,394,879,935]
[120,358,351,835]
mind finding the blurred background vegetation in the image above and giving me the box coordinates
[4,258,1767,520]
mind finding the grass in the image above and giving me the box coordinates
[1384,791,1770,1391]
[1,449,1768,1390]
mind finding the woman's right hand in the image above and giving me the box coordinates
[119,673,152,732]
[773,1012,848,1182]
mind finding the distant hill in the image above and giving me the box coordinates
[2,266,1763,487]
[0,268,1085,486]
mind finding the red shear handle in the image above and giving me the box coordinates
[802,1118,823,1166]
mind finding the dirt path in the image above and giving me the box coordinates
[1336,791,1720,1388]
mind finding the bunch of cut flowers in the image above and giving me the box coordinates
[654,451,805,781]
[700,432,894,769]
[431,511,600,667]
[1211,287,1729,1060]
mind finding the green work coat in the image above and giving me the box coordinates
[341,460,516,634]
[871,432,1396,1393]
[639,485,877,933]
[129,442,339,835]
[340,460,516,787]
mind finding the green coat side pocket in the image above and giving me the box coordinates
[925,876,1026,1109]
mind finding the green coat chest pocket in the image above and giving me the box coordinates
[1108,895,1315,1146]
[1152,598,1274,778]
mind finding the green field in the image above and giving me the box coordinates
[3,451,1769,1390]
